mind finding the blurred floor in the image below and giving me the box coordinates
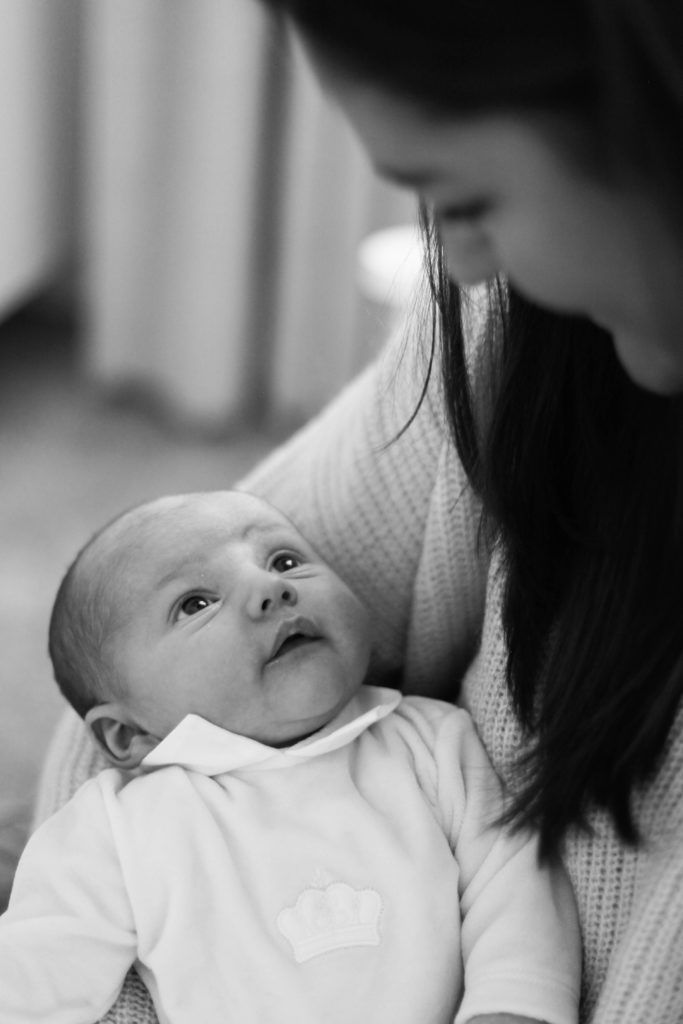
[0,301,280,909]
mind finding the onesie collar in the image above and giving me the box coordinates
[141,685,402,776]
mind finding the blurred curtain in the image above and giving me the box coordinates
[0,0,77,318]
[82,0,415,430]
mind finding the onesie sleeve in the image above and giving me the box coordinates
[433,708,581,1024]
[0,773,137,1022]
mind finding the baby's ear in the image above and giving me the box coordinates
[85,704,159,769]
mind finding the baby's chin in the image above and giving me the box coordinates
[264,723,328,748]
[260,691,357,748]
[261,706,344,748]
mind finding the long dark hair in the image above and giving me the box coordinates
[264,0,683,854]
[425,209,683,854]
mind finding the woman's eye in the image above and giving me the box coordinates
[177,594,215,618]
[438,200,490,225]
[271,553,301,573]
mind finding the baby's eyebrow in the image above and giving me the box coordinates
[243,520,287,539]
[154,557,202,591]
[242,521,301,546]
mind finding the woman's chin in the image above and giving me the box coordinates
[612,331,683,395]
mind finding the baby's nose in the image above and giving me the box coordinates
[247,572,297,618]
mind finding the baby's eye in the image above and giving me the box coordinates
[271,553,302,574]
[177,594,216,619]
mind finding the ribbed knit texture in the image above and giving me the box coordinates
[33,327,683,1023]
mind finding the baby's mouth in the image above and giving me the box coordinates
[267,616,321,663]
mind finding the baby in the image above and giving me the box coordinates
[1,490,581,1024]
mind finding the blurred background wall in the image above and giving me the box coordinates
[0,1,78,319]
[3,0,416,432]
[0,0,421,909]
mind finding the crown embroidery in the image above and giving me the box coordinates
[276,880,382,963]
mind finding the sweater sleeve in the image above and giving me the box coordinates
[431,707,581,1024]
[0,775,137,1022]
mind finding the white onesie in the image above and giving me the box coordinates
[0,687,580,1024]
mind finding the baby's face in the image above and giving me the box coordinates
[105,492,372,746]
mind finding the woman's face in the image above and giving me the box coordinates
[311,50,683,393]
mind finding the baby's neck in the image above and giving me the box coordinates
[269,723,326,749]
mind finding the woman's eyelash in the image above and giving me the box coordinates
[438,200,490,223]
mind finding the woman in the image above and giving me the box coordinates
[37,1,683,1021]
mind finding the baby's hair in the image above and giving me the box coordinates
[48,505,151,718]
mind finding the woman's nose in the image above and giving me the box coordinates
[245,570,297,618]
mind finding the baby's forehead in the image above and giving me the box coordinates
[159,491,299,536]
[81,492,308,617]
[108,491,304,558]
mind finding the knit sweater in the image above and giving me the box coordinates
[34,324,683,1024]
